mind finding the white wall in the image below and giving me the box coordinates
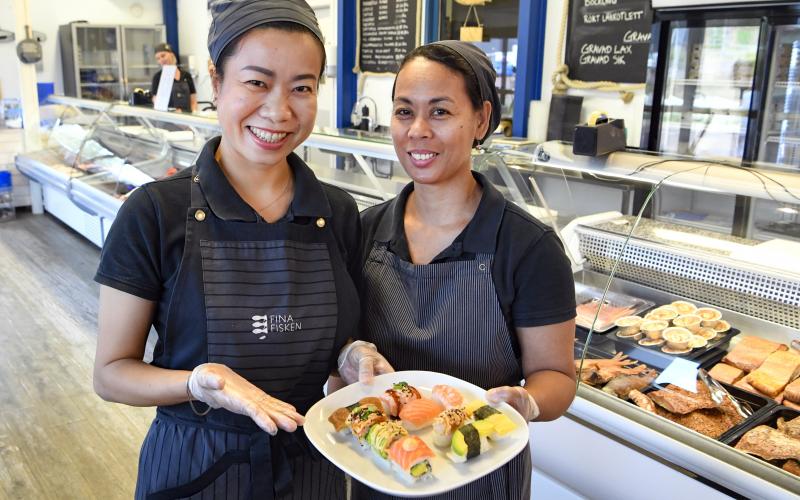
[0,0,163,102]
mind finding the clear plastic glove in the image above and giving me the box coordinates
[337,340,394,385]
[187,363,304,435]
[486,385,541,421]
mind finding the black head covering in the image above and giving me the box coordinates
[395,40,501,144]
[207,0,324,67]
[154,42,175,55]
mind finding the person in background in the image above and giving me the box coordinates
[94,1,362,498]
[347,40,578,499]
[150,42,198,112]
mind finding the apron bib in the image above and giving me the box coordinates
[137,168,347,500]
[170,76,191,111]
[355,244,531,500]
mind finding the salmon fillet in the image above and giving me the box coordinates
[746,351,800,398]
[735,425,800,461]
[655,406,741,439]
[723,336,788,373]
[777,416,800,439]
[708,363,744,385]
[783,460,800,476]
[784,378,800,404]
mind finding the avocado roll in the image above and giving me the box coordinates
[366,421,408,460]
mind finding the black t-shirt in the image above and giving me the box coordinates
[360,172,576,329]
[95,137,362,337]
[151,67,196,109]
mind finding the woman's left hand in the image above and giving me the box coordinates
[486,386,540,421]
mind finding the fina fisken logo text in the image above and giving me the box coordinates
[251,314,302,339]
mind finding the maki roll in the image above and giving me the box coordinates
[366,421,408,460]
[346,403,387,446]
[432,407,468,447]
[447,421,492,463]
[379,381,422,417]
[465,400,517,441]
[388,435,434,481]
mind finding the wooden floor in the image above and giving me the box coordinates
[0,211,154,499]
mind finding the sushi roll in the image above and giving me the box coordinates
[399,398,444,431]
[432,407,468,447]
[431,384,464,409]
[346,403,387,447]
[366,421,408,460]
[447,421,492,463]
[464,400,517,441]
[388,435,434,481]
[379,381,422,417]
[328,397,386,434]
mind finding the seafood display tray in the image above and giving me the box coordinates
[643,382,776,443]
[575,328,731,371]
[723,406,800,446]
[610,327,742,363]
[574,283,655,333]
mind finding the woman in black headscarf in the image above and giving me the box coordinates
[93,1,361,498]
[352,41,578,499]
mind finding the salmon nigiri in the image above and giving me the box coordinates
[388,435,434,481]
[399,398,444,431]
[431,384,464,409]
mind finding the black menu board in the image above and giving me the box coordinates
[565,0,653,83]
[357,0,419,74]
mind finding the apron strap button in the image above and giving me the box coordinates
[194,209,206,222]
[478,263,487,271]
[316,217,326,228]
[193,175,200,183]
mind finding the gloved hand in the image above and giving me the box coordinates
[337,340,394,385]
[486,386,540,421]
[187,363,304,435]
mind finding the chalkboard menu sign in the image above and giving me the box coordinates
[565,0,654,83]
[357,0,420,74]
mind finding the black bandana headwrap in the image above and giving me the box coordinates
[207,0,324,67]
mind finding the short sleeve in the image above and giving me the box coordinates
[94,186,162,301]
[186,73,196,94]
[511,232,576,327]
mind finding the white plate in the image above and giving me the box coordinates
[304,371,530,498]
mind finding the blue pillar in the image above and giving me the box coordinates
[425,0,441,44]
[336,0,358,128]
[513,0,547,138]
[162,0,179,57]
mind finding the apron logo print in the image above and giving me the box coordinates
[251,314,303,339]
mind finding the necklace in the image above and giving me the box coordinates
[255,175,293,215]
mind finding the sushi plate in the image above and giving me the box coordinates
[304,370,530,498]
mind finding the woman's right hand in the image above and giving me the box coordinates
[188,363,304,435]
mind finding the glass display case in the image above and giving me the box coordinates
[59,23,165,102]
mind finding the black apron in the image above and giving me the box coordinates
[354,239,531,499]
[135,167,348,500]
[170,71,191,111]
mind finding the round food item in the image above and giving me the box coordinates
[616,330,643,341]
[713,320,731,333]
[645,306,679,323]
[688,335,708,349]
[695,327,718,340]
[638,338,665,347]
[641,320,669,340]
[673,314,702,333]
[695,307,722,327]
[662,327,692,350]
[662,345,692,355]
[614,315,643,335]
[671,301,697,315]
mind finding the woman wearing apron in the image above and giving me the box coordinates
[350,41,578,499]
[151,42,197,113]
[93,2,357,498]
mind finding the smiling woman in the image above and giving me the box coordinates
[92,1,361,499]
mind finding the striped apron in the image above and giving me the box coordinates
[354,244,531,500]
[135,168,349,500]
